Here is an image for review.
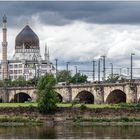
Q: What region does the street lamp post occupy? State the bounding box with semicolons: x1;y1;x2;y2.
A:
75;66;78;74
101;55;106;81
92;60;96;82
55;59;58;84
66;62;70;72
110;63;113;78
120;68;122;76
130;53;135;81
75;66;78;84
98;59;101;82
66;62;70;83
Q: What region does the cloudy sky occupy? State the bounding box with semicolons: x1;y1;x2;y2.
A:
0;1;140;80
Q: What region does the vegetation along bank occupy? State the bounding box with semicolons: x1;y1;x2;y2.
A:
0;103;140;126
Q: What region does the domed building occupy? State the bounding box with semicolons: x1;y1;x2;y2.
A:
13;25;42;61
0;15;55;80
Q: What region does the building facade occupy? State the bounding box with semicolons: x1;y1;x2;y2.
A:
0;15;55;81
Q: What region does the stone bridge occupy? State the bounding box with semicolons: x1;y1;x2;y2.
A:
0;82;140;104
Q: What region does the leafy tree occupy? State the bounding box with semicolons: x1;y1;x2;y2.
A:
69;73;88;84
11;76;27;86
106;74;126;83
26;77;39;86
0;80;4;87
37;73;59;113
3;78;11;86
57;70;71;83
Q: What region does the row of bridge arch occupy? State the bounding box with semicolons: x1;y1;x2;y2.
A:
7;89;136;104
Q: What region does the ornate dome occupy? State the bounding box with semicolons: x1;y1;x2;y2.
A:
15;25;39;49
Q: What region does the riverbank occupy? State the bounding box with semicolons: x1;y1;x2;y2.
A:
0;105;140;126
0;115;42;126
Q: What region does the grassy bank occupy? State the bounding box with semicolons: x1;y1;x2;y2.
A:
73;117;140;126
0;103;140;109
0;115;42;126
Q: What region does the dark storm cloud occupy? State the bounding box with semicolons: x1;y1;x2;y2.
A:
1;1;140;27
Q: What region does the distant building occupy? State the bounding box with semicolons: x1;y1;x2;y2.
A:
0;15;55;81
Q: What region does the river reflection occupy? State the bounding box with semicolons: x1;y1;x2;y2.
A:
0;124;140;139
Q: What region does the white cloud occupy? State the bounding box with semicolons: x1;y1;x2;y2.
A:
1;18;140;78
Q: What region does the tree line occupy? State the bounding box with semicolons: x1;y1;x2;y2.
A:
0;70;88;87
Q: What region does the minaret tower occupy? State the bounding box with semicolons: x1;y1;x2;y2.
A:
44;43;50;64
2;15;8;80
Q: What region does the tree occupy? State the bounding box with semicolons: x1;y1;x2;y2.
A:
26;77;39;86
57;70;71;83
3;78;11;86
11;76;27;86
69;73;88;84
106;74;126;83
37;73;59;113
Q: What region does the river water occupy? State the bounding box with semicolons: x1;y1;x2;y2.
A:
0;124;140;139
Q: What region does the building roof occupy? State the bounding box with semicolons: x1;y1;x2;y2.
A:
15;25;39;49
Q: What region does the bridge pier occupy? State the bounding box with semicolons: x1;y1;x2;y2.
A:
63;87;72;103
94;85;104;104
126;83;137;103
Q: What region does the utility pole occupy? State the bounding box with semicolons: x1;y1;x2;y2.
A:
130;53;135;81
66;62;70;72
101;55;106;81
55;59;58;84
75;66;78;84
98;59;101;82
110;63;113;78
120;68;122;76
66;62;70;83
92;60;96;82
75;66;78;75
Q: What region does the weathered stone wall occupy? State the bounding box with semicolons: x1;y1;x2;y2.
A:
0;107;140;122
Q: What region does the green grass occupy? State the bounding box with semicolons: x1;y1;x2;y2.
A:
57;103;140;109
73;117;140;124
0;102;37;107
0;102;139;109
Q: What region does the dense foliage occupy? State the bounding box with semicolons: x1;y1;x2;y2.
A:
37;73;59;113
106;74;126;83
69;73;88;84
57;70;71;83
0;76;39;87
57;70;88;84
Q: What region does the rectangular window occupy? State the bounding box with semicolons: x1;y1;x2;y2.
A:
18;70;22;74
14;70;17;74
19;64;22;68
9;70;13;74
9;76;13;80
14;64;18;68
9;65;13;69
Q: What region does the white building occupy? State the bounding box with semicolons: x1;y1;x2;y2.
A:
1;15;55;81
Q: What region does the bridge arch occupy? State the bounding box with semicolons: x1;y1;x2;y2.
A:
55;92;63;102
11;92;32;103
74;90;94;104
106;89;126;104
